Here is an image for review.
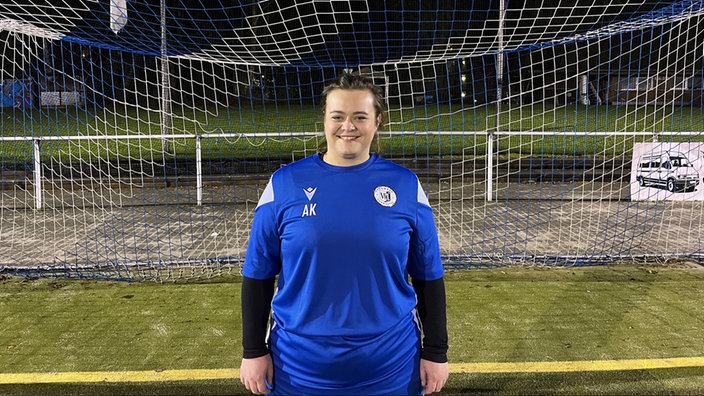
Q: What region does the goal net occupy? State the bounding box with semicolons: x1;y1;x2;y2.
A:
1;1;703;280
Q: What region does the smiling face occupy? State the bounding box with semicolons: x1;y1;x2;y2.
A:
322;89;381;166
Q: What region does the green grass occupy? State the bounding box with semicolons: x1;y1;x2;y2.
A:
2;265;704;394
2;103;703;162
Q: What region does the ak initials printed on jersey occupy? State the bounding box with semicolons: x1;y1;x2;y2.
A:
302;186;317;217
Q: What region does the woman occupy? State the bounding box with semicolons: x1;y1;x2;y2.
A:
240;73;448;395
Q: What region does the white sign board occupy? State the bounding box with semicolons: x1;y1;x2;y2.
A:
631;142;704;201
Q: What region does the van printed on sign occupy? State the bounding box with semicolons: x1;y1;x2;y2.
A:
635;151;700;193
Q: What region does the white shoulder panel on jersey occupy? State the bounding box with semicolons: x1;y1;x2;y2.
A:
417;179;430;207
256;177;275;208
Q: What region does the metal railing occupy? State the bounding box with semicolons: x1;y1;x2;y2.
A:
1;130;682;209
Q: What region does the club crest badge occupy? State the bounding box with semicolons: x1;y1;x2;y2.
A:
374;186;397;207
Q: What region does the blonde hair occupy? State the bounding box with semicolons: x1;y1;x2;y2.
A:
317;73;386;155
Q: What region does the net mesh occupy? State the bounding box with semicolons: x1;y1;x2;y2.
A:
1;0;703;280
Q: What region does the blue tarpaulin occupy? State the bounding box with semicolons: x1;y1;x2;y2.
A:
0;80;32;107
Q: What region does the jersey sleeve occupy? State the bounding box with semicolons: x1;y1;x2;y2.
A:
242;177;282;279
407;178;444;281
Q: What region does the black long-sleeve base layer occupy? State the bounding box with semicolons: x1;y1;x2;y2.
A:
241;276;275;359
412;277;449;363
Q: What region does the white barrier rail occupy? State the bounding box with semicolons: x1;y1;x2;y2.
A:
1;130;679;209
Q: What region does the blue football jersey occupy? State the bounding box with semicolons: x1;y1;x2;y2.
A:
243;154;444;338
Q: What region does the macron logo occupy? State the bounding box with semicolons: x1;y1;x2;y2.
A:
304;187;317;201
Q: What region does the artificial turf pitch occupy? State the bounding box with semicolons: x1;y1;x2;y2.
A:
2;264;704;395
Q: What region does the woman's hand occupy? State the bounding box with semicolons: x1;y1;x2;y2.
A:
240;355;274;395
420;358;449;394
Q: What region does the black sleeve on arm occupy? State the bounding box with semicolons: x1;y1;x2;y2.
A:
412;277;449;363
241;276;276;359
